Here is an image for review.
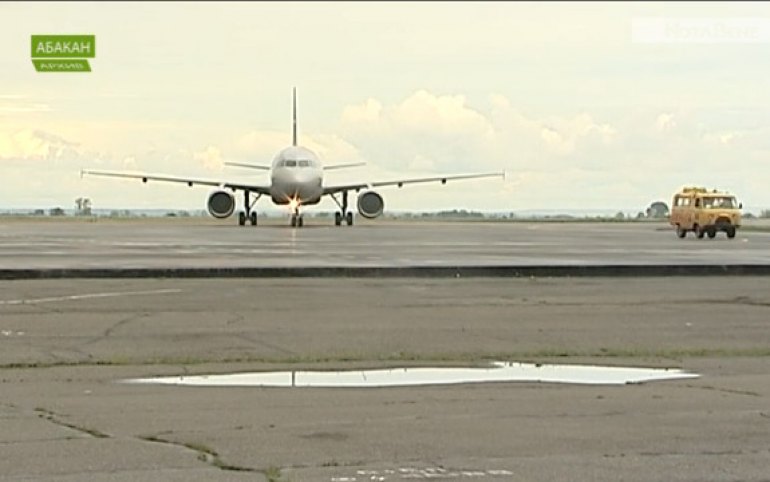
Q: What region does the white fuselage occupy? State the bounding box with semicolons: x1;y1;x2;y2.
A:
269;146;324;206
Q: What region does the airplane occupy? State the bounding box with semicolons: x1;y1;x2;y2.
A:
82;89;504;227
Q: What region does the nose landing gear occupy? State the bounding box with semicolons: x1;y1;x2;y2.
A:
290;213;304;227
289;198;304;227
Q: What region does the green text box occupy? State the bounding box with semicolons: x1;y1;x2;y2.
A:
32;59;92;72
31;35;95;58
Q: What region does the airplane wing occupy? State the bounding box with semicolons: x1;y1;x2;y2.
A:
81;169;272;195
323;171;504;195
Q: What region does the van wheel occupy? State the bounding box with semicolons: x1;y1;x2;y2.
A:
726;227;736;239
676;226;687;238
707;228;716;239
695;225;705;239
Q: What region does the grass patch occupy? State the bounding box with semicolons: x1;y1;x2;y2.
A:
264;466;288;482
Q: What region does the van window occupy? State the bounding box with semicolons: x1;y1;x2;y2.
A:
705;197;735;209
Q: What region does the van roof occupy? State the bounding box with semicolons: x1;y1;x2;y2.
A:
678;187;732;195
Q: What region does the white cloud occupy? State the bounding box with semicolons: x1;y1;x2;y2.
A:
656;113;677;132
408;154;436;171
339;90;618;173
0;103;51;113
389;90;494;140
232;130;360;165
340;90;499;172
703;130;745;146
1;2;767;211
301;134;360;164
193;145;224;171
341;98;382;125
0;129;79;162
538;114;616;155
234;130;290;161
540;127;564;150
1;88;768;212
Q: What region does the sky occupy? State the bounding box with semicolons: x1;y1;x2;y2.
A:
1;1;769;214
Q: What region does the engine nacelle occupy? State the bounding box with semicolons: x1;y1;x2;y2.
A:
207;190;235;219
357;190;384;219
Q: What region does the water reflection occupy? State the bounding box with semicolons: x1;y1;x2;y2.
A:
126;361;698;387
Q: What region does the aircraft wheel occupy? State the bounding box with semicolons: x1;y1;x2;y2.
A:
298;216;304;227
290;215;297;227
250;212;257;226
335;212;342;226
346;212;353;226
238;211;246;226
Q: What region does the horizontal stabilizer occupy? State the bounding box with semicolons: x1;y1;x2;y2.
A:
224;162;271;171
323;162;366;171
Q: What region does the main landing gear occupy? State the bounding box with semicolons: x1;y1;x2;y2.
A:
331;191;354;226
238;191;261;226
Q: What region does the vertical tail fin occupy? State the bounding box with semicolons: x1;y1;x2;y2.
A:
292;87;297;147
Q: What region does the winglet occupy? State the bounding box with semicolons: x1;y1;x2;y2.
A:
292;87;297;146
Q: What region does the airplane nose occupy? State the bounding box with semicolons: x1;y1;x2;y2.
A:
271;169;321;202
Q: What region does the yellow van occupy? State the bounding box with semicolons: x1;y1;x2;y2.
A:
670;187;742;239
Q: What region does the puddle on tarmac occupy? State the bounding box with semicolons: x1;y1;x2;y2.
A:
125;361;698;387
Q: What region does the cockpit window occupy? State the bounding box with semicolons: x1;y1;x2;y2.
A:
279;159;315;168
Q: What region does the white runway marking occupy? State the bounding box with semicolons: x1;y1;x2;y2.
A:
330;467;515;480
1;330;24;337
0;289;182;305
126;361;699;387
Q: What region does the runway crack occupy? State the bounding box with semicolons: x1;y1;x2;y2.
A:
225;313;245;326
82;312;151;347
684;384;761;397
240;333;298;356
34;407;109;439
137;433;262;473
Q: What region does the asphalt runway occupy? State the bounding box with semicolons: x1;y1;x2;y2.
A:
0;219;769;274
2;277;769;481
1;219;769;480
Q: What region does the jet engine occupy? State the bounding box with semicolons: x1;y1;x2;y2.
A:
357;190;384;219
207;190;235;218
